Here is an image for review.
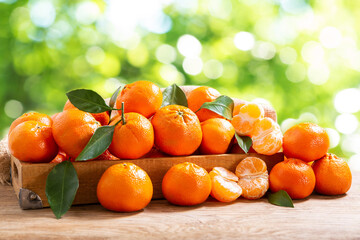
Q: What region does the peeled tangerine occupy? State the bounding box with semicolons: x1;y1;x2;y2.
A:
209;167;242;203
251;117;283;155
235;157;269;200
231;103;264;136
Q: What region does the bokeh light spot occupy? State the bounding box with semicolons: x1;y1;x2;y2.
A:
319;26;342;49
156;44;177;64
203;59;223;79
4;100;23;119
279;47;297;65
160;64;185;85
75;1;100;25
325;128;340;149
29;0;56;28
234;32;255;51
301;41;324;64
341;134;360;154
348;154;360;172
251;41;276;60
86;46;105;66
177;34;202;57
335;113;359;134
182;57;203;75
285;62;306;83
334;88;360;114
307;63;329;85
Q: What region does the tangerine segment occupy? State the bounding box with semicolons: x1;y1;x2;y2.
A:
116;80;163;118
109;113;154;159
235;157;269;200
209;167;241;202
269;158;315;199
209;167;239;182
97;163;153;212
251;117;283;155
162;162;211;206
151;105;202;156
9;112;52;135
64;100;110;126
211;175;242;203
312;153;352;195
187;86;222;122
231;103;265;136
200;118;235;155
9;121;58;163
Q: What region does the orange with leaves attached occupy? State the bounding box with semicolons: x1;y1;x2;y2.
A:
187;86;222;122
52;109;100;159
115;81;163;118
109;113;154;159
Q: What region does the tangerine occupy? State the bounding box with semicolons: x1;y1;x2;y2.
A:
162;162;211;206
231;103;264;136
209;167;242;202
251;117;282;155
9;112;52;135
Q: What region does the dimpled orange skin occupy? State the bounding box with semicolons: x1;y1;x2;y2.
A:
283;122;330;162
151;105;202;156
115;81;163;118
269;158;316;199
8;112;52;135
64;100;110;126
52;109;100;159
162;162;212;206
9;121;58;163
187;86;222;122
108;113;154;159
97;163;153;212
200;118;235;155
312;153;352;195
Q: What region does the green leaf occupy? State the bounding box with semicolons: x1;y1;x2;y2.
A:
199;95;234;120
76;125;116;161
268;190;294;208
161;84;188;107
109;85;123;109
67;89;113;113
235;133;252;154
45;161;79;219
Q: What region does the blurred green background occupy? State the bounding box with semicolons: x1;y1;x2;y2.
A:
0;0;359;169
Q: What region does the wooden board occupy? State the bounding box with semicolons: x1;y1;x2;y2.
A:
11;153;284;207
1;172;359;239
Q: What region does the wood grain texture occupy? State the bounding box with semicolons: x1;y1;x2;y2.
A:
11;153;284;207
1;172;359;239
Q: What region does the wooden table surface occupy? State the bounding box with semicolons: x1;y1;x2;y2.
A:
1;172;359;240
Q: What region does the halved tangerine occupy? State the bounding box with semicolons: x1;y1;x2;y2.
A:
209;167;242;203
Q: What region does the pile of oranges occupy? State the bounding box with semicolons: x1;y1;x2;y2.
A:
7;80;352;213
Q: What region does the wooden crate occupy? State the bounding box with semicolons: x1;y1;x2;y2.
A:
11;153;284;207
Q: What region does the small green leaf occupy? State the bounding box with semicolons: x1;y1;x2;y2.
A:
235;133;252;154
109;85;123;109
199;95;234;120
46;161;79;219
76;125;116;161
161;84;188;107
268;190;294;208
67;89;113;113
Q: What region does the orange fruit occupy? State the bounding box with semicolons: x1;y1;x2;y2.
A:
95;149;119;161
151;105;202;156
231;103;265;136
209;167;242;202
8;121;58;163
283;122;330;162
97;163;153;212
52;109;101;159
64;100;110;126
269;158;316;199
109;113;154;159
251;117;283;155
8;112;52;135
233;102;246;116
235;157;269;199
187;86;222;122
200;118;235;155
162;162;211;206
312;153;352;195
50;150;69;163
115;81;162;118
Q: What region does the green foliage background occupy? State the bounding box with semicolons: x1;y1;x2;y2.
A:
1;0;360;164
